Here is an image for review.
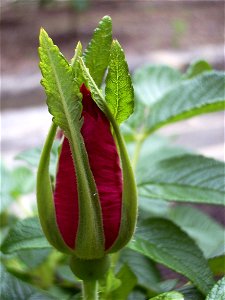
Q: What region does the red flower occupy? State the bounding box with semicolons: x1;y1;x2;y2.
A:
54;84;123;251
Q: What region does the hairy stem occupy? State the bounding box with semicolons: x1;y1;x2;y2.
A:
82;280;98;300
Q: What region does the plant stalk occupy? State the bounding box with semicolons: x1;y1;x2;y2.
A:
82;280;98;300
132;134;146;171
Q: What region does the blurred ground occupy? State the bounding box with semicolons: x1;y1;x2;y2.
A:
1;0;224;108
1;0;224;162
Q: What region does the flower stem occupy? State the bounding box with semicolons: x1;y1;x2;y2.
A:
82;280;98;300
132;134;146;171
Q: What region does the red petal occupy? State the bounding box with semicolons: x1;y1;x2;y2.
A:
54;84;122;250
54;138;79;249
80;84;122;250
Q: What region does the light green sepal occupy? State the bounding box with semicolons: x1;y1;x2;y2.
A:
79;58;138;253
39;28;105;259
106;118;138;253
36;122;73;254
83;15;112;87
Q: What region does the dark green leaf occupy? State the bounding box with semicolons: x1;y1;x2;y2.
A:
129;218;214;295
147;72;225;133
168;206;225;258
83;16;112;87
138;196;171;221
118;248;161;292
133;65;182;105
177;285;204;300
183;60;212;79
0;265;56;300
206;277;225;300
138;154;225;205
1;217;51;254
105;40;134;124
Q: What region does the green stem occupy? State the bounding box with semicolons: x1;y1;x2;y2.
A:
132;134;146;171
82;280;98;300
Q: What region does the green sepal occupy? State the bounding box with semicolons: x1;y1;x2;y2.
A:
70;255;110;280
36;122;73;254
105;40;134;124
83;15;112;87
71;41;84;87
79;57;138;253
39;29;105;259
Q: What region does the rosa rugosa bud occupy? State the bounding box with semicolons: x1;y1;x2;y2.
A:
37;84;137;260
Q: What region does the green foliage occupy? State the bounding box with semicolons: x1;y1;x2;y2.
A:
110;265;137;299
1;265;56;300
133;65;182;106
138;154;225;205
105;40;134;124
118;248;161;293
183;60;212;79
1;217;50;254
130;64;225;137
168;206;225;258
147;71;225;133
206;277;225;300
129;218;214;295
208;255;225;276
1;163;35;213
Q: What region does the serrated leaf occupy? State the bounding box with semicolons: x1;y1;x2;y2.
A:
39;28;82;137
71;41;84;87
147;72;225;133
83;15;112;87
105;40;134;124
206;277;225;300
1;217;51;254
138;154;225;205
183;60;212;79
129;218;214;295
0;265;56;300
168;206;225;258
133;64;182;106
149;291;184;300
